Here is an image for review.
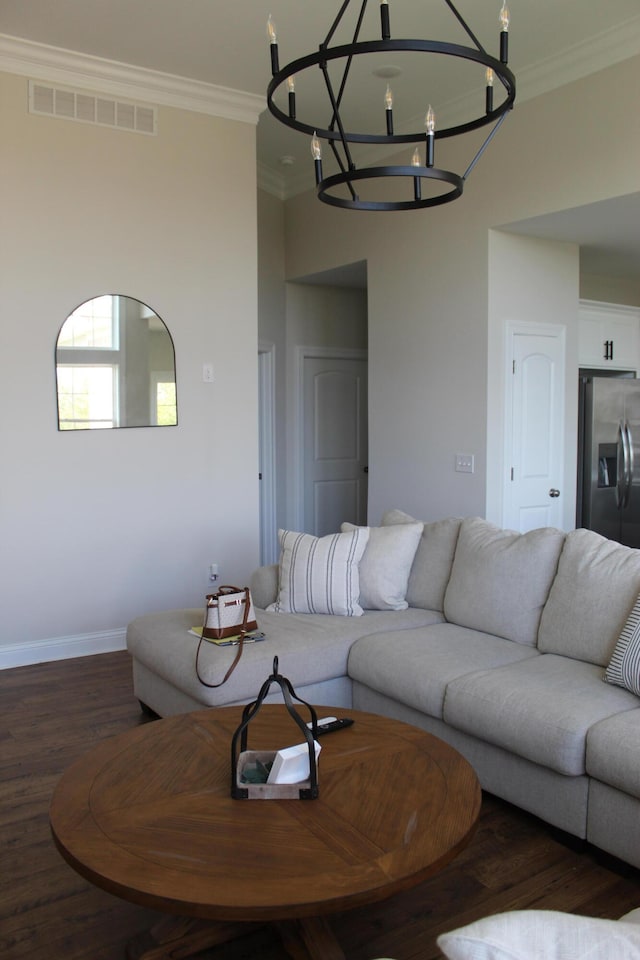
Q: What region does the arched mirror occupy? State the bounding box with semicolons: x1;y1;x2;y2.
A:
55;295;177;430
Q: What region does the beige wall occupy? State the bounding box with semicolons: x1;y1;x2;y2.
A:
580;274;640;307
0;70;260;662
257;190;287;533
283;55;640;525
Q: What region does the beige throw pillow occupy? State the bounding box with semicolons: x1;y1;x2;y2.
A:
341;521;423;610
268;528;369;616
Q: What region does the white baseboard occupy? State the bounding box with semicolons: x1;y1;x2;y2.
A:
0;628;127;670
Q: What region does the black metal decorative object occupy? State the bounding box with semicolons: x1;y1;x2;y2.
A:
266;1;516;211
231;657;320;799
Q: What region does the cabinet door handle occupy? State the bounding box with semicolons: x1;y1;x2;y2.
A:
604;340;614;360
549;488;560;498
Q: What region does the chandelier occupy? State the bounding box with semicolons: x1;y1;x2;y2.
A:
266;1;516;211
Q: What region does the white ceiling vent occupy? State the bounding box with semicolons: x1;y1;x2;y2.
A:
28;81;157;135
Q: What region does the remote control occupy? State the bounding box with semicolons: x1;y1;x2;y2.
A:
314;717;354;736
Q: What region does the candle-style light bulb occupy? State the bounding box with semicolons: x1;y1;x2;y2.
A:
425;105;435;136
411;147;422;201
267;14;279;74
499;3;510;63
380;0;390;41
311;131;323;186
425;105;435;167
385;84;394;135
485;67;494;113
287;75;296;119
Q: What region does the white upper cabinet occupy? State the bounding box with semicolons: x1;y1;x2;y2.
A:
579;300;640;371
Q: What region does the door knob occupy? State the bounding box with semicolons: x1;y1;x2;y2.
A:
549;488;560;498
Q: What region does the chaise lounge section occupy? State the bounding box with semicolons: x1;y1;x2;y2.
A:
126;513;640;870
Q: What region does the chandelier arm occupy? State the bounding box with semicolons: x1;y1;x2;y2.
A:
442;0;487;54
462;109;511;181
324;0;356;47
319;60;356;172
329;0;368;129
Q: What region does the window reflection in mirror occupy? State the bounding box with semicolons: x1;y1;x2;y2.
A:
56;295;177;430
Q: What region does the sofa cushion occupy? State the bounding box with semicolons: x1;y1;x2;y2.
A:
443;654;640;776
127;605;441;709
348;622;538;720
381;510;461;611
587;709;640;798
442;518;565;646
604;593;640;696
538;528;640;666
437;910;640;960
268;528;369;616
341;520;423;610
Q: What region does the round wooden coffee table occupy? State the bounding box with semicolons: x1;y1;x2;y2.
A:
50;704;480;960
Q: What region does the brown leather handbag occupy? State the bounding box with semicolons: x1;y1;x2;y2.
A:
196;586;258;688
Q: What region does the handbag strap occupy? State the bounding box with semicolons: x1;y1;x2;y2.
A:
196;587;252;688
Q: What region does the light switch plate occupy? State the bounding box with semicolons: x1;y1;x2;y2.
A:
455;453;474;474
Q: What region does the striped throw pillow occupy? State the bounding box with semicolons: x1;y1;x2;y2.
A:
604;595;640;696
269;528;370;616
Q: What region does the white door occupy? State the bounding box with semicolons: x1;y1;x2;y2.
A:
504;325;565;532
303;355;368;536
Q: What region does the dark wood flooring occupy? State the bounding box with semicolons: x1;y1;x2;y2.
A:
1;650;639;960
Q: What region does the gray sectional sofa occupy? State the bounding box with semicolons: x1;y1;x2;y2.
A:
126;513;640;870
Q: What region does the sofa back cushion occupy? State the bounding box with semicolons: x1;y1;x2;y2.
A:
443;518;565;646
382;510;461;611
341;520;423;610
538;528;640;665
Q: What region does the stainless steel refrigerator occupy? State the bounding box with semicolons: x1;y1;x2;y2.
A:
578;373;640;548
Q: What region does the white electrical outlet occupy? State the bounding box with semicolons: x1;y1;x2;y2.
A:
203;362;214;383
209;563;219;582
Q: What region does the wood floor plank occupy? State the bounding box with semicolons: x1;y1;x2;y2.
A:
1;651;639;960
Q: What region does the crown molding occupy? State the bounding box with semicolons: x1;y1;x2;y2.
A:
0;34;265;125
514;13;640;104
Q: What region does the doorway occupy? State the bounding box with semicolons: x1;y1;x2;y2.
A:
503;323;566;532
285;267;368;535
298;349;368;536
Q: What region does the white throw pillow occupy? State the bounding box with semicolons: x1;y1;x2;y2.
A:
604;593;640;696
268;528;369;616
341;521;423;610
437;910;640;960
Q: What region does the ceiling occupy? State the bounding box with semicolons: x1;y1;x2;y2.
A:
1;0;639;279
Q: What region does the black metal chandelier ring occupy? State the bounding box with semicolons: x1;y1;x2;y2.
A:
318;164;463;211
267;40;515;146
